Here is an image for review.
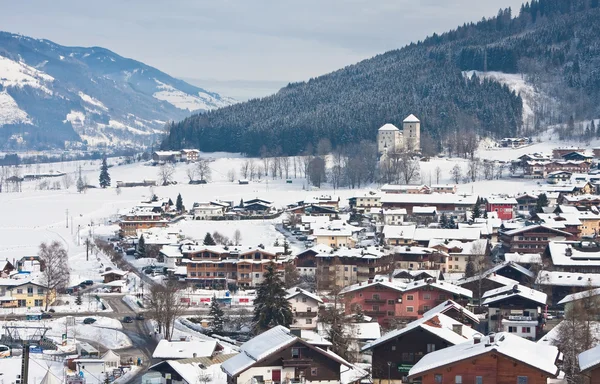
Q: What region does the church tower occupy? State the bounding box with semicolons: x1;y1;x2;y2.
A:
402;114;420;152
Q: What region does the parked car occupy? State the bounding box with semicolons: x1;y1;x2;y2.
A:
83;280;94;286
0;344;11;358
83;318;96;324
122;316;133;323
135;314;145;321
41;313;52;319
545;313;554;320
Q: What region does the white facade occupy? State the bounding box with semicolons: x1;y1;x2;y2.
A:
193;205;225;220
502;317;538;340
383;209;407;225
289;292;321;330
377;114;421;156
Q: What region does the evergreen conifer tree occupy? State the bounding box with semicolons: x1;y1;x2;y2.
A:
168;198;174;206
448;216;456;229
472;197;482;220
252;263;293;333
76;165;85;193
75;291;83;305
203;232;216;246
138;234;146;257
536;193;549;213
209;295;225;334
440;213;448;228
239;198;244;208
99;157;111;188
176;193;184;212
464;256;476;278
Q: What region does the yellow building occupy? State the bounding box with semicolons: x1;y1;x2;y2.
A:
579;212;600;237
8;281;55;308
313;228;355;248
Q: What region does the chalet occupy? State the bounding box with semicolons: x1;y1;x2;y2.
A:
148;354;237;384
192;202;227;220
152;151;182;163
517;153;550;168
180;149;200;162
6;280;55;308
0;259;15;277
482;284;547;339
554;206;600;237
408;333;562;384
382;209;407;225
546;170;572;184
382;225;416;246
503;252;542;268
17;255;44;272
561;194;600;208
558;286;600;316
456;273;519;306
554;147;585;159
119;211;169;237
388;246;447;272
286;287;323;330
312;228;354;248
515;193;538;214
545;241;600;273
101;269;128;283
240;198;273;213
341;278;472;325
381;184;431;194
361;312;478;382
115;180;157;188
303;204;339;217
421;299;480;328
315;247;388;288
295;245;331;276
537;270;600;305
383;226;482;247
348;192;381;212
221;326;353;384
579;344;600;382
430;184;457;194
561;151;593;163
380;193;477;215
429;239;489;273
500;224;572;253
485;196;517;220
302;195;340;209
533;212;582;239
500;137;530;147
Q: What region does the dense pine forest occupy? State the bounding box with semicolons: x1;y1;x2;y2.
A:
162;0;600;156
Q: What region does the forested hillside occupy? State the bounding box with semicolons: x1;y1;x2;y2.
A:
162;0;600;156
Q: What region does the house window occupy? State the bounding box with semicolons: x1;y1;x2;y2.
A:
407;295;414;301
373;294;380;300
391;345;396;351
302;297;307;303
190;272;196;277
37;288;44;295
427;343;436;353
456;376;463;384
423;305;430;311
522;327;531;333
372;305;379;311
255;274;260;278
306;318;312;324
517;377;528;384
407;306;414;313
387;300;395;305
475;377;483;384
435;374;443;383
292;348;300;358
311;368;318;376
424;293;431;300
387;311;394;316
508;326;517;333
16;289;22;294
439;294;446;300
402;352;414;362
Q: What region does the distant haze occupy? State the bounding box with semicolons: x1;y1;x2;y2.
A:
0;0;525;99
183;78;288;101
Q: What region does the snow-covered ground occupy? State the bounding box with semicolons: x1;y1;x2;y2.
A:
0;316;132;350
0;356;65;384
0;136;598;285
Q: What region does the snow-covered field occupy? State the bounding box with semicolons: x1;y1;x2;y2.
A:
0;316;131;350
0;136;598;280
0;356;65;384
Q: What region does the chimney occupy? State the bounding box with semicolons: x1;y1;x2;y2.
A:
452;324;463;336
488;333;495;343
473;335;482;344
193;353;197;358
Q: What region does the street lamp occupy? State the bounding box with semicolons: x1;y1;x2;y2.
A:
387;361;392;384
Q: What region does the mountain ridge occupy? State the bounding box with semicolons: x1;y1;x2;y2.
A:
0;31;235;150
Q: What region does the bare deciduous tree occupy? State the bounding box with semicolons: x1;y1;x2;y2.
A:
38;241;70;310
227;168;236;182
281;157;290;179
398;154;421;184
186;165;197;182
467;158;481;182
434;166;442;185
240;160;250;179
158;164;175;186
196;159;211;182
233;229;242;246
62;174;73;189
248;159;256;180
451;164;462;184
146;280;185;341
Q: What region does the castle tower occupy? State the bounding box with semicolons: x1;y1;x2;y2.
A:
377;123;403;154
403;114;420;152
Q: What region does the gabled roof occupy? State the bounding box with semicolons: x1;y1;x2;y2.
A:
502;224;572;237
150;354;237;384
537;270;600;287
100;269;128;276
421;300;479;324
403;279;473;298
221;326;350;377
558;287;600;305
482;284;547;306
408;332;560;378
503;252;542;265
579;344;600;372
340;280;405;295
403;114;420;123
152;339;217;359
286;287;323;303
361;312;477;352
488;260;535;278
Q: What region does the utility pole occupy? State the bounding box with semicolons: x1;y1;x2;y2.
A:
86;239;89;262
65;209;69;228
20;340;30;384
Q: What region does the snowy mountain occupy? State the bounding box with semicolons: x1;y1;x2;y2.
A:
0;32;235;150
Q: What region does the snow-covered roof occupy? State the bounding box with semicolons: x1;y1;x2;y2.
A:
421;300;480;324
482;284;547;306
503;252;542;264
537;270;600;287
547;242;600;267
579;344;600;372
313;228;352;237
408;332;560;378
100;269;128;276
382;225;416;239
536;213;582;227
340;280;405;295
149;354;236;384
152;339;217;359
403;279;472;298
412;206;437;214
380;193;477;205
558;287;600;305
428;239;488;255
488;260;535;278
382;208;408;215
286;287;323;303
502;224;572;237
414;228;481;242
403;114;420;123
486;196;518;205
298;330;332;347
362;312;477;352
315;246;385;259
378;123;400;131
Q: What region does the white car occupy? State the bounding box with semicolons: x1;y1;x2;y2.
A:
545;314;554;320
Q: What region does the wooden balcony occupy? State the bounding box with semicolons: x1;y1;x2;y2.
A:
283;358;313;367
364;298;386;304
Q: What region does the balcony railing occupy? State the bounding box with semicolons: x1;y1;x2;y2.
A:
283;358;313;367
364;298;386;304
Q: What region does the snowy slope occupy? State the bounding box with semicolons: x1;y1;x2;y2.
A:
0;31;236;150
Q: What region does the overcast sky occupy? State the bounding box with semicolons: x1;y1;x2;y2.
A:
0;0;524;99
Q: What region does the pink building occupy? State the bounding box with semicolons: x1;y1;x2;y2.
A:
341;279;472;326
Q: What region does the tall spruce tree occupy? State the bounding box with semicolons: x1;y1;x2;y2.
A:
209;295;225;334
138;234;146;257
203;232;216;246
536;193;549;213
472;197;482;220
252;263;293;333
99;157;111;188
176;193;184;212
440;213;448;228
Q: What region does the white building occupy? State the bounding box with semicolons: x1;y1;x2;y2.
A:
286;287;323;330
502;316;538;340
377;114;421;156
